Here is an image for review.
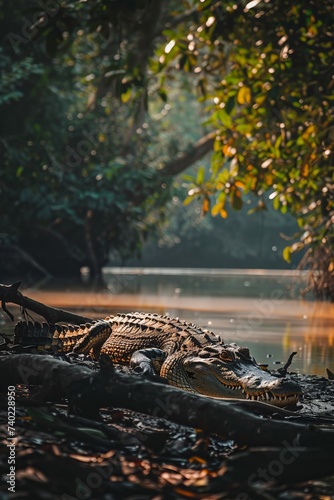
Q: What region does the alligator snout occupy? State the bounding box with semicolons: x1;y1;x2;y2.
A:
239;372;301;406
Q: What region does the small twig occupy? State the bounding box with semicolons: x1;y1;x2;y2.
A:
1;300;14;321
277;352;297;377
21;307;35;323
0;334;12;345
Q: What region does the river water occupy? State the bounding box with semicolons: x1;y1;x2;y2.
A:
3;268;334;377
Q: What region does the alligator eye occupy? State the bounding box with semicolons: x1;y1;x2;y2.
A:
219;351;235;362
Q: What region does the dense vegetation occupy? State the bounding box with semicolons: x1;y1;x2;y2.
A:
0;1;176;279
0;1;333;297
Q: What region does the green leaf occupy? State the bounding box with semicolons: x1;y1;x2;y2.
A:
183;195;195;205
225;96;236;115
211;202;222;216
217;109;232;128
196;166;205;185
16;166;24;177
217;170;230;183
283;246;291;263
28;407;56;424
158;87;168;102
217;192;226;203
182;174;196;182
297;218;305;228
78;427;108;439
273;196;280;210
213;139;221;152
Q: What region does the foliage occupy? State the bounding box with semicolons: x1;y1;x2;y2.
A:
152;0;334;297
0;48;43;106
0;1;181;278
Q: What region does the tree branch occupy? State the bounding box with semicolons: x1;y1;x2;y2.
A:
0;282;92;324
166;6;199;28
161;132;215;176
2;244;51;278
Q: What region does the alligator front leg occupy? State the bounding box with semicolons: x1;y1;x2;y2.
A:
130;348;167;377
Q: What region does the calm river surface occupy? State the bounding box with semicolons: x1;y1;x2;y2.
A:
3;268;334;377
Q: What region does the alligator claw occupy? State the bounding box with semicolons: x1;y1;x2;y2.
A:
132;364;156;377
99;352;115;374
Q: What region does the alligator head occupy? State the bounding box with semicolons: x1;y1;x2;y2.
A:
162;343;301;407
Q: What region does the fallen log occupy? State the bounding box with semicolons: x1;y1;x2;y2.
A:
1;353;334;448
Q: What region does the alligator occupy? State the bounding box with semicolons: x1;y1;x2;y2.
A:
14;312;301;407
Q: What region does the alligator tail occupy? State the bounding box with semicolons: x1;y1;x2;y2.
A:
13;317;114;356
14;321;65;351
14;320;95;353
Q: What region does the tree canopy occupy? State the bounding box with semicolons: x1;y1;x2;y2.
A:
159;0;333;297
1;0;333;296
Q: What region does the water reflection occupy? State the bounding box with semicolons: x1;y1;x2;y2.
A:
2;268;333;377
95;266;310;300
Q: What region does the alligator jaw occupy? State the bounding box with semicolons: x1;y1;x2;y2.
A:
212;371;302;407
238;388;299;406
243;391;300;407
210;382;300;407
238;372;301;407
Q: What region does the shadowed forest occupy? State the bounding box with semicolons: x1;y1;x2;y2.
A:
1;1;334;499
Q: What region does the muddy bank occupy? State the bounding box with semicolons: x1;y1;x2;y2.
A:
0;349;334;499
